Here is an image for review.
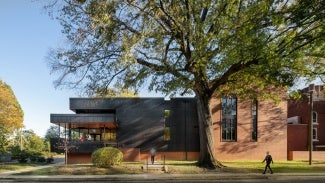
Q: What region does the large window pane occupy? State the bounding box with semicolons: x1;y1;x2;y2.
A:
221;95;237;141
251;99;258;141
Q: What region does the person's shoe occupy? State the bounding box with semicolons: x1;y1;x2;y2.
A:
262;172;265;174
271;172;273;174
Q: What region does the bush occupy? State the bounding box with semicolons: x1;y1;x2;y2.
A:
46;156;54;164
16;150;30;163
91;147;123;167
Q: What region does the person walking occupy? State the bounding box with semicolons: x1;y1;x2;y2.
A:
150;148;156;164
262;151;273;174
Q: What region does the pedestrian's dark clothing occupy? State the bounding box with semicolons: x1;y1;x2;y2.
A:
150;148;156;164
262;154;273;174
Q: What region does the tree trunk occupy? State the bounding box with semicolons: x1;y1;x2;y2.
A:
196;92;223;169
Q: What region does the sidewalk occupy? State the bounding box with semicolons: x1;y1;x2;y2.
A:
1;172;325;182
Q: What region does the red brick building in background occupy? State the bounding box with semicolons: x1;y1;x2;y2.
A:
287;84;325;160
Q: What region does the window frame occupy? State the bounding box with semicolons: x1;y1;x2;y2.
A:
312;128;318;141
221;95;237;142
251;99;258;142
312;111;318;124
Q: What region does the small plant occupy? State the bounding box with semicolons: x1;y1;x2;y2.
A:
91;147;123;168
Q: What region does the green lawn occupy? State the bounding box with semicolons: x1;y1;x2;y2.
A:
221;160;325;173
0;163;43;173
1;160;325;175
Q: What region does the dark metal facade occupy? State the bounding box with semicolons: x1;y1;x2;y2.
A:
50;97;199;153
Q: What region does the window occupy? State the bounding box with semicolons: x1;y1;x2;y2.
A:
164;110;170;118
164;127;170;141
251;99;258;141
221;95;237;141
312;111;318;124
102;129;116;141
313;128;318;141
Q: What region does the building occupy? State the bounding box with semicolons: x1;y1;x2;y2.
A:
50;95;288;163
211;95;287;161
287;84;325;159
50;98;199;163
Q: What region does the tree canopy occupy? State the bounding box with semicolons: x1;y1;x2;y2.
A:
47;0;324;168
0;80;24;152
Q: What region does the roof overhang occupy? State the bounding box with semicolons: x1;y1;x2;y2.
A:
50;114;116;129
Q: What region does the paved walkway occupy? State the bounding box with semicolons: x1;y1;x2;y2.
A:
1;172;325;182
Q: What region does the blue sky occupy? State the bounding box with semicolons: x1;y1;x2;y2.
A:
0;0;76;137
0;1;322;137
0;0;161;137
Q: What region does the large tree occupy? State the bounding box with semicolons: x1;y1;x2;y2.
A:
0;80;24;152
47;0;324;168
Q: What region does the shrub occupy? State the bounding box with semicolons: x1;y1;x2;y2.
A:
91;147;123;167
16;150;29;163
46;156;54;164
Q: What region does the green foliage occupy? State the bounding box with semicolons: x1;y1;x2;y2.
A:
0;80;24;152
11;149;30;163
91;147;123;167
44;125;62;142
47;0;324;98
92;85;139;98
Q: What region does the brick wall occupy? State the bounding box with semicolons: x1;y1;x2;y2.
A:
287;124;308;151
67;153;92;164
211;98;287;161
139;151;199;162
290;151;325;160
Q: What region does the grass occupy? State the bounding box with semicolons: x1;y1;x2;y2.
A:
1;160;325;175
222;160;325;173
0;163;44;173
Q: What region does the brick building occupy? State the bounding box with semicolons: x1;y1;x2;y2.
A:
211;95;287;161
288;84;325;157
50;94;288;163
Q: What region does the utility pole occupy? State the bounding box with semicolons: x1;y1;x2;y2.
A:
309;89;313;165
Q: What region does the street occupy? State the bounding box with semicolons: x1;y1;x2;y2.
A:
1;174;325;183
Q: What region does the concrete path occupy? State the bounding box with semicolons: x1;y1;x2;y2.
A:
1;172;325;182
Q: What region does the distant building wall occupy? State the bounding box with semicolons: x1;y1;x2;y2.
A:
287;124;308;151
287;85;325;153
289;151;325;161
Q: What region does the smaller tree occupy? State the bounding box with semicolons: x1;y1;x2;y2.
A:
44;125;62;142
0;80;24;152
9;129;48;163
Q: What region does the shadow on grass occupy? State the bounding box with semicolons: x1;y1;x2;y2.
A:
9;160;325;175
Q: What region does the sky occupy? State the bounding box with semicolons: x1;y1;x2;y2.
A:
0;1;322;138
0;0;76;137
0;0;162;138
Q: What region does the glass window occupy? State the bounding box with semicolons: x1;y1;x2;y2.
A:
164;127;170;141
164;110;170;118
312;111;318;124
102;129;116;141
313;128;318;140
221;95;237;141
251;99;258;141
